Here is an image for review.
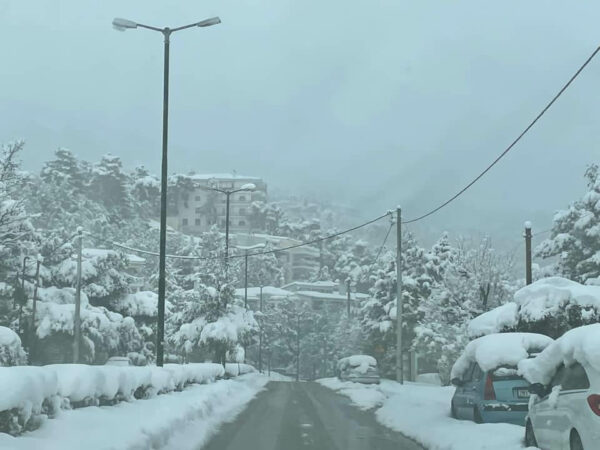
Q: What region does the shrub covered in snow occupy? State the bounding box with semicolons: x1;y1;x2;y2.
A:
468;277;600;339
450;332;553;381
0;327;27;367
518;323;600;385
0;362;231;435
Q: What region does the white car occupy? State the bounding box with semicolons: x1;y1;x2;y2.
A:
520;325;600;450
105;356;132;366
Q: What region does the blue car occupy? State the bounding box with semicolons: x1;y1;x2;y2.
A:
451;363;531;425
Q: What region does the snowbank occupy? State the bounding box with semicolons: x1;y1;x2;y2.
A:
319;378;528;450
0;363;227;435
0;327;27;366
451;333;553;381
0;373;270;450
337;355;377;374
468;302;519;338
514;277;600;322
519;323;600;385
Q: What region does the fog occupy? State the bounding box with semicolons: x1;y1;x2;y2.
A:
1;0;599;247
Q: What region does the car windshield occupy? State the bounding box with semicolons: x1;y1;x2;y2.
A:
1;2;597;450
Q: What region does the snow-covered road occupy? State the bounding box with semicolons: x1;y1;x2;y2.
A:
319;378;536;450
0;373;274;450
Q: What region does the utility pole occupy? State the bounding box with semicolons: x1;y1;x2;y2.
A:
244;251;248;308
74;227;83;363
524;222;532;286
346;277;351;317
258;285;263;373
296;313;300;382
30;257;42;357
18;257;29;334
225;192;230;263
396;207;404;384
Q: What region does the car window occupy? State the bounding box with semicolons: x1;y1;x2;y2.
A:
561;363;590;391
472;364;484;382
550;365;566;388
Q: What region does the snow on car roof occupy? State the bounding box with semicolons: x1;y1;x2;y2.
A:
514;277;600;322
450;332;553;381
337;355;377;371
468;302;519;338
518;323;600;385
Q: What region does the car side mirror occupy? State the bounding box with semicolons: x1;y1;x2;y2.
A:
528;383;547;397
451;377;464;387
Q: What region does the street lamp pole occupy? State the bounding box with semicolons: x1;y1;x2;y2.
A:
113;15;221;367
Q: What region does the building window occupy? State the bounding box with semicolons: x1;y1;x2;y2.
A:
195;218;201;226
221;220;226;227
239;220;246;226
195;195;201;201
239;208;246;215
239;195;246;201
182;218;188;226
195;207;202;213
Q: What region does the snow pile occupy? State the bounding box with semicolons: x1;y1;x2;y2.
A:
337;355;377;374
514;277;600;322
468;302;519;338
113;291;160;317
0;371;269;450
0;326;27;366
0;363;230;435
320;378;528;450
224;363;256;377
451;332;553;380
519;323;600;385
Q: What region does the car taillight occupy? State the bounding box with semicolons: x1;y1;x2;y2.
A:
484;374;496;400
587;394;600;416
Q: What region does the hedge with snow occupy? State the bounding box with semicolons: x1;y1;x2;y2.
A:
0;362;254;436
468;277;600;339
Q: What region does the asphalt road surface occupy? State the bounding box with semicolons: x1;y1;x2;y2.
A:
201;381;424;450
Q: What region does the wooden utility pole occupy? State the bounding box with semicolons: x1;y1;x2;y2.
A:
396;207;404;384
244;251;248;309
258;285;263;373
73;228;83;363
346;277;351;317
296;313;300;382
524;222;532;285
30;257;42;356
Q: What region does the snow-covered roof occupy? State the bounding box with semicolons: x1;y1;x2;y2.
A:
282;281;338;289
186;173;261;181
518;324;600;385
451;333;554;381
233;286;294;299
468;302;519;338
514;277;600;323
295;290;369;301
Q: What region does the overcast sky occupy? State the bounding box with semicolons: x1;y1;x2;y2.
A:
1;0;599;250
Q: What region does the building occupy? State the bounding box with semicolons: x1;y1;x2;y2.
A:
233;286;295;311
168;173;267;235
282;280;369;310
232;233;320;283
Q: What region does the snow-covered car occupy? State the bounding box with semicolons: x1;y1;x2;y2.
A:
519;324;600;450
450;332;553;425
105;356;132;366
337;355;380;384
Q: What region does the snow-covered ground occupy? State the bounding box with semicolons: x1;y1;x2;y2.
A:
319;378;536;450
0;372;285;450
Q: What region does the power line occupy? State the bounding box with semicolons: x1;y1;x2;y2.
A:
402;45;600;225
85;211;393;261
368;220;394;273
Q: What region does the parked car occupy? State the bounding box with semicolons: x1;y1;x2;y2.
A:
337;355;380;384
105;356;132;366
450;332;553;425
520;324;600;450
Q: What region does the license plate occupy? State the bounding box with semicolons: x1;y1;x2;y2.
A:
516;388;530;398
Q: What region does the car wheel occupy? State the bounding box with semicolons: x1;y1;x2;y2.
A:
473;407;483;424
570;430;584;450
525;420;538;447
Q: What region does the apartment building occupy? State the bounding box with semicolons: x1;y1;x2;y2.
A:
169;173;267;234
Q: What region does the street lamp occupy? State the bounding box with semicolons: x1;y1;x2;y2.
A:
112;15;221;367
198;182;256;259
